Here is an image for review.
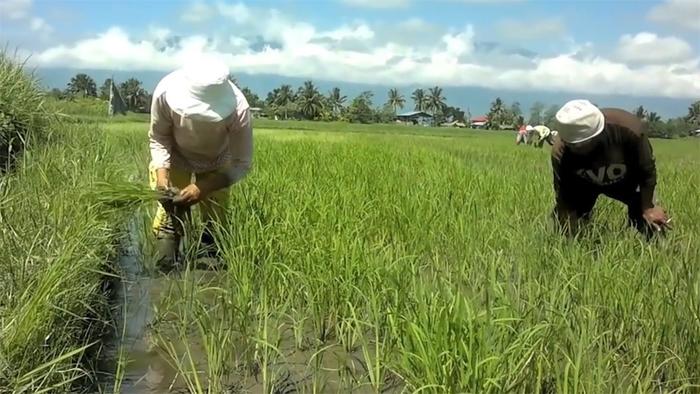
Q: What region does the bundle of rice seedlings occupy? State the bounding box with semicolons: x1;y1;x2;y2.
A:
89;181;166;208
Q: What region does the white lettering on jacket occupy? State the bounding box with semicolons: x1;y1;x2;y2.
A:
576;164;627;185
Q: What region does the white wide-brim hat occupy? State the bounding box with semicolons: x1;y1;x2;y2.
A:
165;57;237;122
553;99;605;144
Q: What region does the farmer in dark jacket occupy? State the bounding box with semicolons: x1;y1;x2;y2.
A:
550;99;670;237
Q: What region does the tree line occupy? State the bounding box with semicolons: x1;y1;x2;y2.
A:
632;104;700;138
48;73;151;112
49;73;700;137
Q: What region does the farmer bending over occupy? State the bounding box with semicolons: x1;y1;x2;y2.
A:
148;57;253;271
550;99;669;238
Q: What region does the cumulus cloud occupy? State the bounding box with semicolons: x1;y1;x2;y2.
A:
648;0;700;31
617;32;693;64
340;0;409;8
28;5;700;100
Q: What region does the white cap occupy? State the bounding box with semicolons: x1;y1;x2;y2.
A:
552;100;605;144
164;56;237;122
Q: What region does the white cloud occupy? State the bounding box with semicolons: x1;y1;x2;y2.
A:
181;1;214;23
648;0;700;31
216;1;251;23
0;0;31;20
398;17;430;31
617;32;693;64
30;17;51;34
0;0;52;37
320;24;375;41
341;0;410;8
29;8;700;100
496;17;566;40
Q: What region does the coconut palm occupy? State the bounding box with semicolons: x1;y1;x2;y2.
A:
386;88;405;115
634;105;646;119
119;78;148;111
487;97;508;128
67;73;97;97
297;80;324;120
327;87;347;117
275;84;294;119
686;101;700;125
647;112;661;123
411;88;427;111
426;86;446;115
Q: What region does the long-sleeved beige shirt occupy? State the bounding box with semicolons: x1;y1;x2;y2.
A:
148;72;253;186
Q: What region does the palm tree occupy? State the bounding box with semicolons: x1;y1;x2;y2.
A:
426;86;446;115
327;87;347;117
487;97;507;129
67;73;97;97
411;88;427;111
647;112;661;123
297;80;324;120
98;78;113;100
275;85;294;119
120;78;148;111
686;100;700;125
634;105;646;119
529;101;545;125
386;88;405;115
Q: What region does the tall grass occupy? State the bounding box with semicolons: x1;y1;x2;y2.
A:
45;97;150;124
104;122;700;392
0;119;138;390
0;51;54;172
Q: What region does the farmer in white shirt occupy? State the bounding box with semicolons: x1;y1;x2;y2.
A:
148;57;253;272
533;125;554;147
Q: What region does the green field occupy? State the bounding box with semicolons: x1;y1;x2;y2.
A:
2;107;699;393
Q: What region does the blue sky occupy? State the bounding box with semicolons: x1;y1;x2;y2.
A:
1;0;699;102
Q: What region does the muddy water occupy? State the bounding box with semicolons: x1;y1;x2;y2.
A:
96;222;403;393
97;221;183;393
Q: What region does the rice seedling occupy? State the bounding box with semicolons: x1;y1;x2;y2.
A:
2;102;699;393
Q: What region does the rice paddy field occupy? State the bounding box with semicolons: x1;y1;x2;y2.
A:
1;69;700;393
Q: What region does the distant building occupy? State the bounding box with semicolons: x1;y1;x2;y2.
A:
440;120;467;128
250;107;265;118
396;111;433;126
470;115;488;129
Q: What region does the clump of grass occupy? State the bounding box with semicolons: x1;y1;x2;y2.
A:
0;123;134;392
0;50;55;172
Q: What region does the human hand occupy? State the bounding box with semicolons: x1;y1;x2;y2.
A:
643;207;671;232
173;183;202;207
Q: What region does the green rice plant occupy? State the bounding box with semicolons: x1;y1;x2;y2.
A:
4;113;699;393
0;50;55;172
0;123;136;392
88;180;162;209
